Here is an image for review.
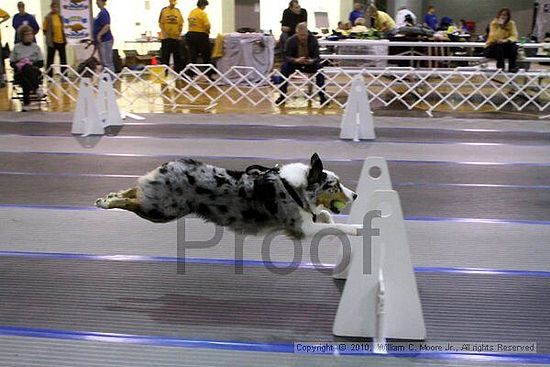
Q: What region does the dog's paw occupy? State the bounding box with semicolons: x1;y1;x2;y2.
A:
95;197;109;209
317;210;334;224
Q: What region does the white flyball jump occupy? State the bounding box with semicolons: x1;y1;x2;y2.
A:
97;73;123;128
332;157;426;341
71;73;123;136
71;78;103;136
340;75;375;141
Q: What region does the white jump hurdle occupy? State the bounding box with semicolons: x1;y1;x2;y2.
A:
333;157;426;341
340;75;375;141
97;73;123;129
72;73;125;137
71;78;103;136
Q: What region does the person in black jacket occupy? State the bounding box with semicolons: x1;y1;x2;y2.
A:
279;0;307;54
276;22;326;105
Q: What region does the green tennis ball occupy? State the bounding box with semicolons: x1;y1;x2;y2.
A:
333;201;347;211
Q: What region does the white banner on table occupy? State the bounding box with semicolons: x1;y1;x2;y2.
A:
61;0;92;44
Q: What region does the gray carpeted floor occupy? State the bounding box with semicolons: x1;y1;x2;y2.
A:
0;112;549;367
0;257;548;352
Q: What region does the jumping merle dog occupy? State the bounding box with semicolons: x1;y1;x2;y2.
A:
96;153;360;239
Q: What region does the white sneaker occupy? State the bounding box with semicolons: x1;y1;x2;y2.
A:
21;105;30;112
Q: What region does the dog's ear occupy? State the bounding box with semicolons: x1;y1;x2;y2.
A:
308;153;324;184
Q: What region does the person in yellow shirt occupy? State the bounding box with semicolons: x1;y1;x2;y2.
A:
367;5;396;37
186;0;213;77
0;8;11;87
159;0;184;72
485;8;518;73
43;1;67;77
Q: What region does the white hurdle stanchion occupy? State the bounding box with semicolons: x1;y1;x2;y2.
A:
97;72;123;128
332;189;426;340
340;74;375;141
333;157;392;280
71;78;104;136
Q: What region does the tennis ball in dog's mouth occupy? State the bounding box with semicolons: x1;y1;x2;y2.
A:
333;201;347;211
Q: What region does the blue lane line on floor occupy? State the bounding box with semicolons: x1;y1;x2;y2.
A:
405;216;550;226
0;326;548;364
1;250;549;278
4;120;550;135
1;151;549;167
1;171;549;190
0;134;545;147
3;132;548;147
1;203;550;225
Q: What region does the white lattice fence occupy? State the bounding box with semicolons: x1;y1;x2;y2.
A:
44;64;550;115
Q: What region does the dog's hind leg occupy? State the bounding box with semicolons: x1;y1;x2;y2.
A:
95;195;140;211
117;187;138;199
95;194;176;223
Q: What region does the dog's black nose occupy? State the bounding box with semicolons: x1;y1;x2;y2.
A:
352;193;358;200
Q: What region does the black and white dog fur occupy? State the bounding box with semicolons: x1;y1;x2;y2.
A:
95;153;360;239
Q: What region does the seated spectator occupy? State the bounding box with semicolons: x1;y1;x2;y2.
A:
275;22;326;105
279;0;307;54
10;25;44;111
485;8;518;72
349;3;364;26
458;19;469;34
337;21;351;31
367;5;396;36
395;6;416;28
13;2;39;43
423;6;437;31
438;16;453;31
350;17;368;33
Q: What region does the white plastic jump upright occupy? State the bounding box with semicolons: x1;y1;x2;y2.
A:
71;78;103;136
340;75;375;141
333;157;392;280
97;72;123;128
332;157;426;340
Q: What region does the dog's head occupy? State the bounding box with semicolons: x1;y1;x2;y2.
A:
306;153;357;214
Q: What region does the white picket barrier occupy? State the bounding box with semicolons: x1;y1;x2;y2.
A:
46;64;550;116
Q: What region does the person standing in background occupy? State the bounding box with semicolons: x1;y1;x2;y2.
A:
348;3;364;26
159;0;183;72
43;1;66;77
93;0;115;74
423;6;437;31
186;0;212;77
279;0;307;54
0;8;10;87
13;2;40;43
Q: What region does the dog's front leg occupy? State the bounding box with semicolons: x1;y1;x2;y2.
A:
301;219;362;237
